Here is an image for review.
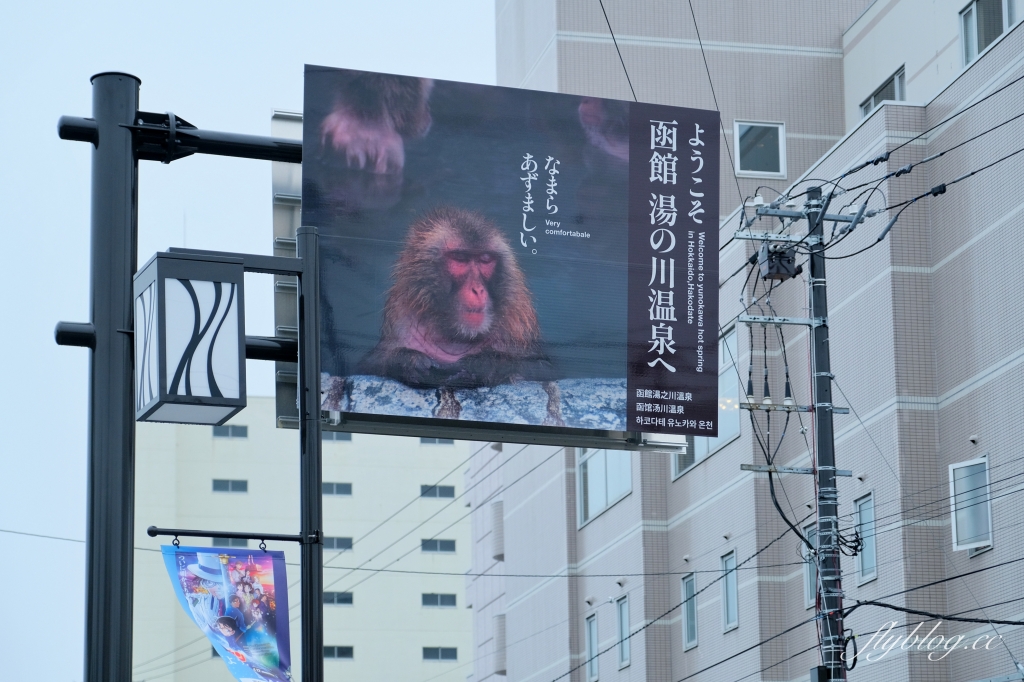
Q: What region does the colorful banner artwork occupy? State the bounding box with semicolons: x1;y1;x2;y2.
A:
302;65;720;437
161;545;291;681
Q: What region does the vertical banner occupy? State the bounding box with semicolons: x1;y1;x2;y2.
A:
161;546;292;681
627;104;720;435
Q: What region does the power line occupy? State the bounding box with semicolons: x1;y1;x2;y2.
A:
687;0;745;208
307;442;530;597
848;600;1024;627
597;0;637;102
785;71;1024;198
838;108;1024;197
676;616;819;681
131;439;497;673
305;446;562;611
806;142;1024;261
832;374;1024;670
544;509;814;682
680;557;1024;682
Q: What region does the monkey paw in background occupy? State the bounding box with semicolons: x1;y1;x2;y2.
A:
359;206;555;390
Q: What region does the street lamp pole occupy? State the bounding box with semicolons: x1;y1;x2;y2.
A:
83;71;140;682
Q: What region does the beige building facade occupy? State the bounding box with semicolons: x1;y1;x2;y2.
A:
132;397;474;681
471;2;1024;682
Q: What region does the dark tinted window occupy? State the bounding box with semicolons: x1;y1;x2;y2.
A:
422;539;456;552
323;482;353;495
323;431;352;441
212;479;247;493
421;485;455;498
324;592;353;605
324;646;353;659
212;537;248;548
324;537;353;551
423;593;457;607
737;124;781;174
213;425;248;438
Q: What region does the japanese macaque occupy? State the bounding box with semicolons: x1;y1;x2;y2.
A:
360;207;553;388
320;74;433;174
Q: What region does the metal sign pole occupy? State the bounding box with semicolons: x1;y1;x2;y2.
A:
84;71;140;682
297;226;324;682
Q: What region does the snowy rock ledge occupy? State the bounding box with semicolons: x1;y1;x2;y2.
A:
322;374;627;431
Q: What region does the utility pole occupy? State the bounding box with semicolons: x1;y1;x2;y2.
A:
738;186;851;682
806;186;844;680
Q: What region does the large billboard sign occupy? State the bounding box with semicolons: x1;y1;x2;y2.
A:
302;65;719;439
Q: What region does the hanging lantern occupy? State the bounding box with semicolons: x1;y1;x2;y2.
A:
133;251;246;424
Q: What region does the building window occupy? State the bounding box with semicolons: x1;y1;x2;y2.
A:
721;551;738;631
617;596;630;667
323;482;353;496
682;574;698;649
324;646;353;659
212;479;247;493
322;431;352;442
213;424;248;438
421;437;455;445
422;593;457;607
950;457;993;550
860;68;905;117
422;539;456;552
324;592;353;605
856;494;877;580
734;121;785;178
674;329;741;475
423;647;457;661
421;485;456;498
211;646;220;658
579;448;632;524
323;537;353;551
962;0;1020;64
803;523;817;608
212;537;248;548
586;615;599;681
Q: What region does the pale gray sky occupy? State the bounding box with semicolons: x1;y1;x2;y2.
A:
0;3;495;679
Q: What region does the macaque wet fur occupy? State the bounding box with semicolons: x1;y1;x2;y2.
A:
360;207;554;388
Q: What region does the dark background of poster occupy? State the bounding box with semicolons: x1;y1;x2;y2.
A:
303;65;630;381
625;104;721;434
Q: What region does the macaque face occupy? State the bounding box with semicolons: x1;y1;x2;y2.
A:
444;248;497;339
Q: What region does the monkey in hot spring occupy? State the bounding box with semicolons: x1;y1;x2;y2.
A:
360;207;554;389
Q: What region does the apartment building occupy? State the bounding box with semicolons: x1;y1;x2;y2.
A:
132;396;473;681
469;2;1024;681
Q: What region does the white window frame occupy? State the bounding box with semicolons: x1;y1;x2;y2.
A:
961;0;1019;65
616;596;630;668
578;448;632;526
586;614;599;681
856;492;878;583
802;522;817;609
733;121;786;179
682;573;698;650
860;67;906;118
949;456;993;551
721;551;739;632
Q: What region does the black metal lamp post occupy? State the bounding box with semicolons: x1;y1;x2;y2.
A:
56;72;323;682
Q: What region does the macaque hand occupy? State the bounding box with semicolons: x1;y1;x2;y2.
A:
320;106;405;174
